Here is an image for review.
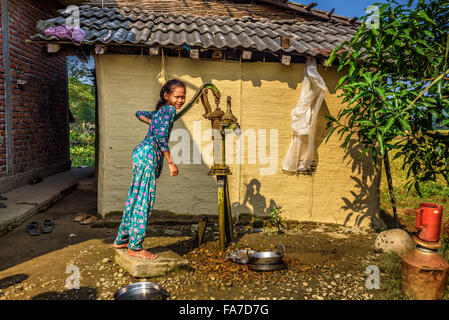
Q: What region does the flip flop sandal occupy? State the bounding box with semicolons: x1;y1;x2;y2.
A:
41;219;56;233
25;222;41;236
73;213;87;222
80;215;98;225
0;195;7;200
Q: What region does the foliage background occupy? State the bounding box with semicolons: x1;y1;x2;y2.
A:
68;56;96;168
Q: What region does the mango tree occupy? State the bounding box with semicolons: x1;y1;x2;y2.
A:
325;0;449;228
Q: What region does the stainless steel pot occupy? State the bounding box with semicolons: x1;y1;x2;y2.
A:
226;249;254;264
247;244;285;265
114;282;169;300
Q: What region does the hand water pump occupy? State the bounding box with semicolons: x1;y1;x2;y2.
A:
173;84;240;251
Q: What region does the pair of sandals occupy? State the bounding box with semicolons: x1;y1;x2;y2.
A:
25;220;56;236
73;213;98;225
0;195;7;208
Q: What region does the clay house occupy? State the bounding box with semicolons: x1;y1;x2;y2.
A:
26;0;385;230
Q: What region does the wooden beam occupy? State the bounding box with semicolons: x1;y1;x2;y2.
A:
190;48;199;59
327;8;335;17
254;0;352;24
242;50;252;60
281;55;291;65
149;47;160;55
281;37;290;49
47;43;61;53
95;44;107;55
305;2;318;10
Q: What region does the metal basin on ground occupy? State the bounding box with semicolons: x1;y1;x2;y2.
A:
226;250;254;264
114;282;169;300
247;244;285;265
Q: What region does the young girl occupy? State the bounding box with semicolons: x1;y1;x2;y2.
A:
113;79;186;260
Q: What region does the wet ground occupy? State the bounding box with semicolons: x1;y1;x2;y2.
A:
0;188;386;300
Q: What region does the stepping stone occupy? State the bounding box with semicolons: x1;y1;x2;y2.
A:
114;248;189;278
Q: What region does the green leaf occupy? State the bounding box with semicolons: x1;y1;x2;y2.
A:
326;51;338;67
355;120;375;126
325;126;338;143
416;11;436;25
361;72;373;87
349;63;356;78
382;117;396;134
377;134;385;156
358;147;372;160
375;87;387;100
336;75;348;90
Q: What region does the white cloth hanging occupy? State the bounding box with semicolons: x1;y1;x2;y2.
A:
282;56;328;174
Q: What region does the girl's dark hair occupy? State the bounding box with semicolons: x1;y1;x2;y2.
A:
155;79;186;111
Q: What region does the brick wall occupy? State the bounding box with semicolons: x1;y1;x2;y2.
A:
0;4;6;177
1;0;69;181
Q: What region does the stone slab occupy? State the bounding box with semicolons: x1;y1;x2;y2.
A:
114;248;190;278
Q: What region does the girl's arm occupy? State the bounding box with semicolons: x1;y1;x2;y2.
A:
162;150;178;176
135;110;154;124
154;106;178;176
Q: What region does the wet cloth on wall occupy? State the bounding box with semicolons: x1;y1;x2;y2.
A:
282;56;328;174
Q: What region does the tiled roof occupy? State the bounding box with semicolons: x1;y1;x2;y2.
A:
30;5;358;57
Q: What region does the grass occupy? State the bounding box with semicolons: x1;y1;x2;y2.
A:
378;150;449;300
70;124;95;168
380;150;449;230
370;252;410;300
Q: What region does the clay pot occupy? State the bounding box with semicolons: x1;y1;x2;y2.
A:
401;247;449;300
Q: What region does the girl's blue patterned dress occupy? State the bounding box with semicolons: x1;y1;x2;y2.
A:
114;105;176;250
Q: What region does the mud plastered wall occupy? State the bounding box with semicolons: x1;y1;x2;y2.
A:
94;54;383;229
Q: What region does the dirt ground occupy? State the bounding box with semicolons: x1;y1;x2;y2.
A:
0;188;393;300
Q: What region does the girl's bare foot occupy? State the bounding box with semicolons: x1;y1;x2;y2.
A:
127;248;158;260
113;243;129;249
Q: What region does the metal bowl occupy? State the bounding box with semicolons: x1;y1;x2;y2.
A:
247;244;285;265
226;250;254;264
114;282;169;300
247;251;283;265
247;262;286;271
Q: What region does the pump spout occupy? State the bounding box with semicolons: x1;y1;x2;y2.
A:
173;83;221;121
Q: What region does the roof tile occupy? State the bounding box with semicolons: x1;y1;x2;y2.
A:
30;5;357;57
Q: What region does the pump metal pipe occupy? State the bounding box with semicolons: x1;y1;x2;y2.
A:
173;84;239;251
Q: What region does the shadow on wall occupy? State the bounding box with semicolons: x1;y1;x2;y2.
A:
232;178;278;220
341;139;385;230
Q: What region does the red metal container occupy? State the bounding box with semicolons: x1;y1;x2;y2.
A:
416;202;443;242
